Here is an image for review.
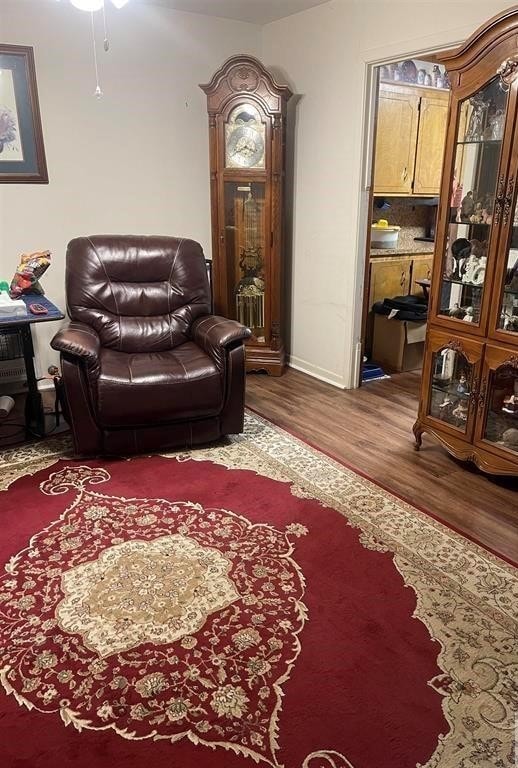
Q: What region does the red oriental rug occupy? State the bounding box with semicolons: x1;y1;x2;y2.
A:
0;413;516;768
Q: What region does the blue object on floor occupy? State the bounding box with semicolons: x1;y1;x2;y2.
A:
362;363;390;383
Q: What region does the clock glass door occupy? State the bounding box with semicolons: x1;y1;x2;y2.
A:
224;181;267;342
435;77;509;327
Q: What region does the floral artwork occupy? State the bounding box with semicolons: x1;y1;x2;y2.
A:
0;46;47;182
0;69;23;161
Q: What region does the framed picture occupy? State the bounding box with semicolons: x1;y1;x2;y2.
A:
0;44;48;183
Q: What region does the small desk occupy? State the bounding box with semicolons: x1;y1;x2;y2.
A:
0;294;65;437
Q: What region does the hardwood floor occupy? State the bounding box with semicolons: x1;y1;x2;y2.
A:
246;368;518;563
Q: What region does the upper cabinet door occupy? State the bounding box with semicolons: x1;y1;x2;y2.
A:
489;85;518;347
413;93;449;194
373;85;419;194
430;75;516;335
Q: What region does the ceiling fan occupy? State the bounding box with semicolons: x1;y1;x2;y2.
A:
68;0;129;10
60;0;131;96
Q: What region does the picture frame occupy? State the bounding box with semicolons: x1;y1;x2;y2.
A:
0;44;48;184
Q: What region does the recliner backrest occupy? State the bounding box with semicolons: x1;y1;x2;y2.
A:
66;235;211;353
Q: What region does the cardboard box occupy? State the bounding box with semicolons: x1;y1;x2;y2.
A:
372;314;426;373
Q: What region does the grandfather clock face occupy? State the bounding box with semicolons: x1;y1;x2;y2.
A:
225;104;266;169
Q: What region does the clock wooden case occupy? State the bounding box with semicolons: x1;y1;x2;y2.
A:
201;55;292;376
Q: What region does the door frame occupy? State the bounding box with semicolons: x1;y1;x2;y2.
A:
352;42;463;388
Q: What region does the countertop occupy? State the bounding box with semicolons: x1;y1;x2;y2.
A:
370;242;435;257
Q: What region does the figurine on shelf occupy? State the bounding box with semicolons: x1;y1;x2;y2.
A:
449;303;466;319
450;237;472;279
462;253;481;283
438;395;454;420
502;312;518;331
456;373;469;394
443;70;451;89
472;256;487;285
465;96;487;141
470;238;487;259
464;306;475;322
489;109;505;140
481;205;493;225
401;59;418;83
432;64;441;88
460;191;475;221
469;201;484;224
502;381;518;413
502;427;518;450
452;400;469;422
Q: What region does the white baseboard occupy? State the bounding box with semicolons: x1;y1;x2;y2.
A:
287;355;346;389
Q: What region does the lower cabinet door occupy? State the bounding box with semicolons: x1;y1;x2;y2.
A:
473;343;518;461
410;255;433;296
421;329;484;442
369;256;412;308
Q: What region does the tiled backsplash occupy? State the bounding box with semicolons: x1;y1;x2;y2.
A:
371;199;436;250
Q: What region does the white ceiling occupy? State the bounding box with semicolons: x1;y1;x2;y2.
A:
8;0;331;25
136;0;331;25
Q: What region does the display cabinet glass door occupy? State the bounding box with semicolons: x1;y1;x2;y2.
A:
474;344;518;457
423;330;483;439
223;181;268;343
435;77;510;328
489;100;518;344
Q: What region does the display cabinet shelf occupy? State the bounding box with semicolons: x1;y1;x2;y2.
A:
414;7;518;475
441;277;484;288
455;139;502;146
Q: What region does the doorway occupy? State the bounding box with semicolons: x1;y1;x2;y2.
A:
359;55;450;386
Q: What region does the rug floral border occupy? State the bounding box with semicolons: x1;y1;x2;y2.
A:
1;412;516;768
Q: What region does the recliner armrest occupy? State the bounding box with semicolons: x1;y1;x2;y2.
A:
191;315;251;368
51;322;101;371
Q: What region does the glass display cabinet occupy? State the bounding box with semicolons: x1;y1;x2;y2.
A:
414;8;518;474
201;56;292;376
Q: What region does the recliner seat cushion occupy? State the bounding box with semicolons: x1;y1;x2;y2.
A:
95;343;223;428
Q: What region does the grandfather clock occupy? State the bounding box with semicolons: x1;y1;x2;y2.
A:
201;55;292;376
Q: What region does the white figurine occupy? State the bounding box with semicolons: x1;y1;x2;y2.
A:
472;256;487;285
462;254;480;284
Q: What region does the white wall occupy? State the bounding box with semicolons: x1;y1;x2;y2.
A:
262;0;515;387
0;0;260;376
2;0;516;388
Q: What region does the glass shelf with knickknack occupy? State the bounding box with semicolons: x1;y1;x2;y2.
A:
483;365;518;454
428;346;473;432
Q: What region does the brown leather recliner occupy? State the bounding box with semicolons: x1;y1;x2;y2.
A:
51;235;251;456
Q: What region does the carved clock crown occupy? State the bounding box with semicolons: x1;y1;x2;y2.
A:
200;54;293;115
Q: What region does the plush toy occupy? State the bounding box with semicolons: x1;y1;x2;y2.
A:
9;251;51;298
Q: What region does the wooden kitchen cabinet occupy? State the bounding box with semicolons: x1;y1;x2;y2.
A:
373;86;419;195
410;253;433;293
413;95;449;194
368;255;412;309
374;84;449;196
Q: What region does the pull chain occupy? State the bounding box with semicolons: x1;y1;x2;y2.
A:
90;10;103;98
102;0;110;52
